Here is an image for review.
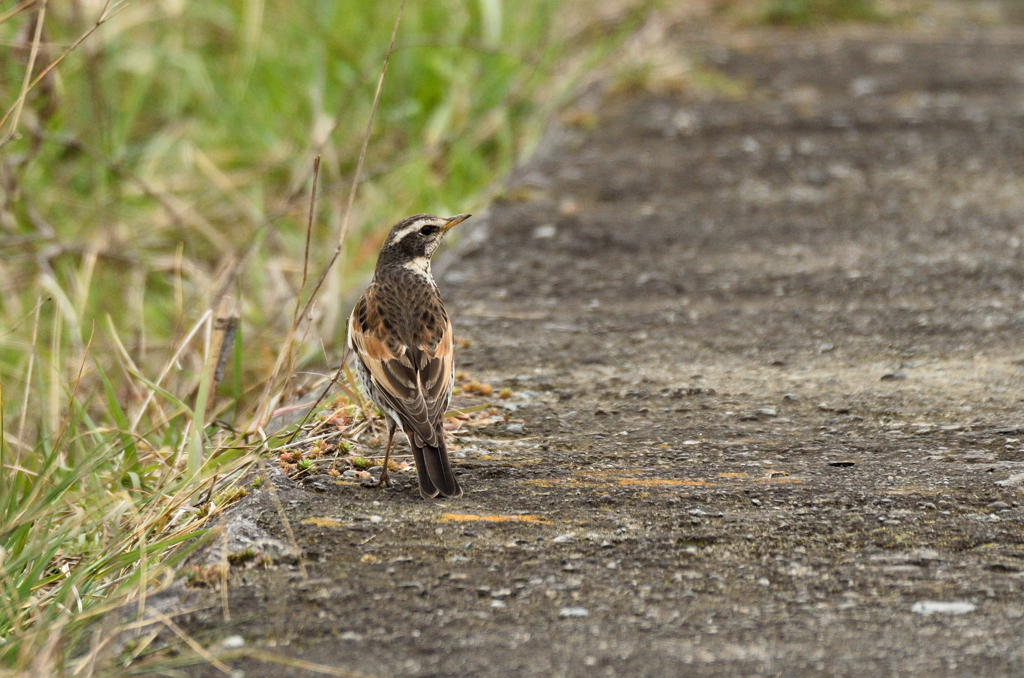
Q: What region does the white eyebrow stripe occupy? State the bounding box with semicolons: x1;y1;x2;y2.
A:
389;219;431;245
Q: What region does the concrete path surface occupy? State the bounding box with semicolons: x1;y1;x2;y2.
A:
181;22;1024;678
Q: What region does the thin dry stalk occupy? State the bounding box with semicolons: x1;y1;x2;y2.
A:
0;0;38;25
254;1;406;431
16;296;44;463
0;0;47;148
129;309;212;433
300;156;321;299
219;530;230;622
255;154;323;427
106;315;169;430
0;1;128;149
295;0;404;324
154;612;234;676
227;649;384;678
52;323;94;452
257;458;306;579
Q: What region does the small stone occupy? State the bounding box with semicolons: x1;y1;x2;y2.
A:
369;515;383;524
491;588;512;599
221;635;245;649
881;372;907;381
533;224;557;239
757;578;770;587
688;508;707;517
552;533;575;544
506;423;525;435
559;606;589;618
911;601;976;616
988;500;1010;510
818;343;835;353
756;408;778;417
558;199;578;216
783;394;801;402
750;498;762;507
995;473;1024;488
491;599;508;609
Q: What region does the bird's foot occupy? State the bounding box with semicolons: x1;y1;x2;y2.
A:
362;469;392;489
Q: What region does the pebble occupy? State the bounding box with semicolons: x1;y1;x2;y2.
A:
750;498;762;507
688;508;707;517
881;372;907;381
756;408;777;417
559;606;589;618
783;394;801;402
995;473;1024;488
369;515;383;524
552;533;575;544
533;224;557;239
911;601;976;616
988;500;1010;510
221;635;245;649
506;423;525;435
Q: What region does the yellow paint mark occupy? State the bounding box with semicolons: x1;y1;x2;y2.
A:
618;478;712;487
718;472;750;479
302;517;343;528
440;513;551;525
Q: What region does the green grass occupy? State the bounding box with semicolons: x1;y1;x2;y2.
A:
759;0;885;26
0;0;650;673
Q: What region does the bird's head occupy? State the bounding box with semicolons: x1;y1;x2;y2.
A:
375;213;471;273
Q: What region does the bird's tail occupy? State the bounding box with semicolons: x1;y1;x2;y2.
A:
412;435;461;499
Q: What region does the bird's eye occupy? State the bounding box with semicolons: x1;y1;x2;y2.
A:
420;225;438;236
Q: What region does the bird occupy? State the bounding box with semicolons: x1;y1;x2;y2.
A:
347;213;471;499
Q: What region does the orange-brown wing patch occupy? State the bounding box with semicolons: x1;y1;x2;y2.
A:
348;283;454;448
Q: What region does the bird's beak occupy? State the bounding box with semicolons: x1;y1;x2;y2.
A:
441;213;472;232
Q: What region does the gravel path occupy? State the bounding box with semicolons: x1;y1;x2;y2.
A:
181;23;1024;678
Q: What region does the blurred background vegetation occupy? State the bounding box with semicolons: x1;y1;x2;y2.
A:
0;0;900;672
0;0;658;670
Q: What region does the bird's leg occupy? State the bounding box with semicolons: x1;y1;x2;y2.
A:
375;424;396;488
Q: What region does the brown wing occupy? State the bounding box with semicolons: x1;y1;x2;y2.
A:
348;286;453;447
